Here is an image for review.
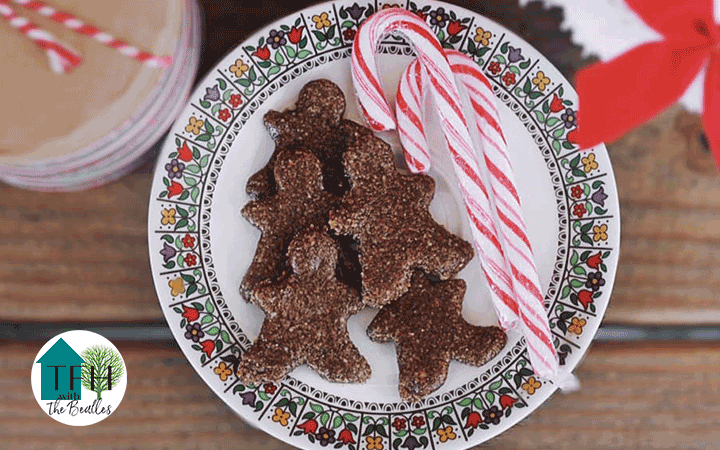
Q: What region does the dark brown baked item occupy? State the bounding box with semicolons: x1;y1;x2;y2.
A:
328;131;474;307
237;230;371;384
367;273;507;402
247;79;372;199
240;151;336;301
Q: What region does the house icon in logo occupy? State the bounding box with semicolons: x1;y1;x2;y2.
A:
36;338;85;401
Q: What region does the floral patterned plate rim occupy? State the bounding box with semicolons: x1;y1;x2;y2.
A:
148;1;619;448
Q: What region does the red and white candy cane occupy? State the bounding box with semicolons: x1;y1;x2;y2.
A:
353;9;523;337
396;57;521;332
11;0;172;68
395;55;431;173
396;51;558;377
0;0;81;73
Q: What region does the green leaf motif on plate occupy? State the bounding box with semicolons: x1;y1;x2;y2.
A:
310;403;323;414
332;416;343;429
313;30;326;42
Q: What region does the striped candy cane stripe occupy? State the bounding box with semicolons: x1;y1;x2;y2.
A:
394;47;558;376
0;0;81;73
11;0;172;67
396;57;430;173
397;58;520;329
446;49;556;376
353;8;521;330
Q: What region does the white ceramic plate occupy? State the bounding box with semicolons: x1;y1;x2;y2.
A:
149;1;619;448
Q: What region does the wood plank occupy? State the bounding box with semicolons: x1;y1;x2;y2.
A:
2;341;720;449
607;106;720;325
0;164;161;322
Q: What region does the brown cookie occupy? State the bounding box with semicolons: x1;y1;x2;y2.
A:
367;273;507;402
237;230;371;384
247;79;371;199
328;132;474;307
241;151;336;301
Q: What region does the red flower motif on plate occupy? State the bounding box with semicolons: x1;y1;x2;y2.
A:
168;181;183;198
177;141;193;162
181;305;199;322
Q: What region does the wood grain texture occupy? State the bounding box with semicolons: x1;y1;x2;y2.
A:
3;341;719;449
607;106;720;325
0;164;160;322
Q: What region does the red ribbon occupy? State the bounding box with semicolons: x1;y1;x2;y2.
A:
575;0;720;170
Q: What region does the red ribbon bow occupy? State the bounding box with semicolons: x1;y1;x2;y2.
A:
576;0;720;170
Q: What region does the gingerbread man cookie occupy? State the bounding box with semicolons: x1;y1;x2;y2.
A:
247;79;371;199
241;151;336;301
237;230;371;384
367;273;507;402
329;132;474;307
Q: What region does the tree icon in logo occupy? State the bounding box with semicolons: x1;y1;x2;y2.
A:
80;345;124;400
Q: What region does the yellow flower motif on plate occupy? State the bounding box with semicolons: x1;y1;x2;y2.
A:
186;117;204;135
532;70;550;91
474;27;491;46
214;362;233;381
568;317;587;335
168;277;185;297
593;224;608;242
312;12;331;30
437;426;456;442
581;153;598;173
161;208;176;225
366;436;383;450
521;376;541;395
272;407;291;426
229;58;249;77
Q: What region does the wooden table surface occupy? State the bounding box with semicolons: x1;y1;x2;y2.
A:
3;0;720;448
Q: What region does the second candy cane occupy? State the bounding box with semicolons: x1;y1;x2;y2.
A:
353;8;520;335
397;51;558;376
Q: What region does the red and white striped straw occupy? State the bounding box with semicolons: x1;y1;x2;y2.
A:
11;0;172;67
352;7;558;378
0;0;81;73
1;0;171;73
397;50;558;377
